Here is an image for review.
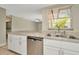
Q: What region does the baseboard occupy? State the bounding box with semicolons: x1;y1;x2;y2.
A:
0;43;6;47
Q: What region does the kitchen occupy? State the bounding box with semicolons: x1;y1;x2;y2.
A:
0;4;79;55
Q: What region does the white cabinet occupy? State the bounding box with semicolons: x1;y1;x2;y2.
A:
18;36;27;54
43;39;62;55
8;34;27;55
44;46;60;55
63;49;79;55
8;34;16;51
44;38;79;55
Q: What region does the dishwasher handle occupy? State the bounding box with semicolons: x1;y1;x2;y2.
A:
31;38;42;41
27;36;43;41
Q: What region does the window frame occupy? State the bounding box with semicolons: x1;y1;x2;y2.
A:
48;6;73;30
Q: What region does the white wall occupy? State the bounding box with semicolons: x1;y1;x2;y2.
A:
12;16;37;32
35;22;42;32
41;9;48;32
72;5;79;30
0;7;6;46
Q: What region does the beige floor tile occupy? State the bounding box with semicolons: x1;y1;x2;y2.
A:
0;46;18;55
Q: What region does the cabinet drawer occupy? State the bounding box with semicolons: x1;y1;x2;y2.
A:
44;39;62;48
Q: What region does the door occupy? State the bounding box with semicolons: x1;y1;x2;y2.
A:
43;38;63;55
8;34;16;51
18;36;27;55
13;35;20;53
63;49;79;55
44;46;59;55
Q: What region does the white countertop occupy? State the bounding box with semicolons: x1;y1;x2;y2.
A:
45;36;79;43
8;31;46;37
8;31;79;43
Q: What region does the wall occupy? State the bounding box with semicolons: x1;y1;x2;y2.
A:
41;9;49;32
35;22;42;32
0;7;6;46
12;16;37;32
72;5;79;30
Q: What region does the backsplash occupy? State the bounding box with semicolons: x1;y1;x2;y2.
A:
45;30;79;38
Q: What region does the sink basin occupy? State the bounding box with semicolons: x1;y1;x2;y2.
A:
68;35;77;39
55;35;67;38
55;34;79;40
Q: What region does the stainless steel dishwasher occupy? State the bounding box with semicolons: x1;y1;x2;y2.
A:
27;36;43;55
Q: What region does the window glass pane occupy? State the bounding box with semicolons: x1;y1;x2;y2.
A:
51;18;71;29
58;8;71;18
48;7;72;29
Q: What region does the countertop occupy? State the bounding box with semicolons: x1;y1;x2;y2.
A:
8;31;79;43
45;36;79;43
8;31;46;37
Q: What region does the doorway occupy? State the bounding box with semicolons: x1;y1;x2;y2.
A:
6;16;12;42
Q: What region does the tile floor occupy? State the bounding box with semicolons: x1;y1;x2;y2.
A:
0;45;18;55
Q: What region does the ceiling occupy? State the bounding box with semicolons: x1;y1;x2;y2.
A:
0;4;53;21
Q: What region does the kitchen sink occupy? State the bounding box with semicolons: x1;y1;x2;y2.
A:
55;34;79;40
46;33;79;40
55;35;67;38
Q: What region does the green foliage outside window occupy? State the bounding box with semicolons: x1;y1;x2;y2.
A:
55;17;68;29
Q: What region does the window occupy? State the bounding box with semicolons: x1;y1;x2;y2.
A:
48;6;72;30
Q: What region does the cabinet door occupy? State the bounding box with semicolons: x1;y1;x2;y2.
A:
63;49;79;55
19;36;27;55
8;34;16;51
13;35;20;53
44;46;59;55
8;34;12;49
44;39;63;49
43;38;63;55
8;34;27;55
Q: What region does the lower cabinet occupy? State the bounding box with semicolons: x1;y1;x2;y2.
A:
44;38;79;55
19;37;27;54
44;46;60;55
8;34;16;51
8;34;27;55
63;49;79;55
44;45;79;55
